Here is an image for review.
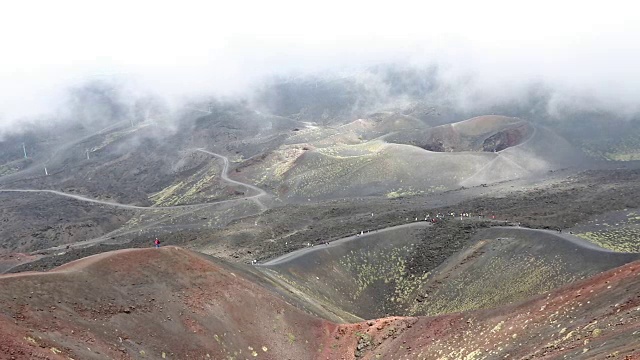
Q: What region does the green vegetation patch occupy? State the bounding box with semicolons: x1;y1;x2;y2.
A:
0;158;30;177
574;210;640;252
578;126;640;161
577;228;640;252
91;123;150;152
408;250;580;316
150;164;221;206
339;245;430;315
0;164;18;176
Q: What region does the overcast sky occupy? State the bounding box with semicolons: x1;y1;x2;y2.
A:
1;0;639;127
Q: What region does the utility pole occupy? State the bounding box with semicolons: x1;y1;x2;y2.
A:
86;148;90;160
22;143;27;158
44;167;48;176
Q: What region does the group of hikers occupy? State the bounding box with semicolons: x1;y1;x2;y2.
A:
409;211;496;224
149;210;571;265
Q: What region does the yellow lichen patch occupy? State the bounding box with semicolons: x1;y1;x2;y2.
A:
316;140;387;158
491;321;504;333
339;245;429;308
409;250;577;317
150;182;185;205
579;130;640;161
249;145;309;187
463;349;483;360
92;123;151;152
577;229;640;252
150;162;223;206
0;163;21;176
386;187;425;199
605;151;640;161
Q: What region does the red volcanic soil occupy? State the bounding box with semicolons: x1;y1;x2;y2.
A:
1;247;639;360
0;247;335;360
412;115;534;153
329;260;640;359
481;124;529;152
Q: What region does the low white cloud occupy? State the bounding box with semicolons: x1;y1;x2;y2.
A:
1;0;639;130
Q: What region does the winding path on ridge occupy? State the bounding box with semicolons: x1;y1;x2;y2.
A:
259;222;432;266
0;149;267;211
259;222;627;267
1;141;629;268
195;148;267;211
0;149;270;255
0;189;192;210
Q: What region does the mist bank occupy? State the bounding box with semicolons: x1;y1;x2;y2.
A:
254;64;640;125
1;62;639;142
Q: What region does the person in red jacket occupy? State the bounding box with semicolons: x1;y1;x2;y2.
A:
154;238;160;248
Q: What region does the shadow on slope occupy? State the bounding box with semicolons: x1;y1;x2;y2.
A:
329;260;640;359
257;223;434;321
259;225;639;320
407;227;639;316
386;115;532;152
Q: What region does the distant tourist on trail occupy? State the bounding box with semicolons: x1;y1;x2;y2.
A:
154;238;161;248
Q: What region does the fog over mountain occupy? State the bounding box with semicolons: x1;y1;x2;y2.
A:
1;0;639;135
4;4;640;359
